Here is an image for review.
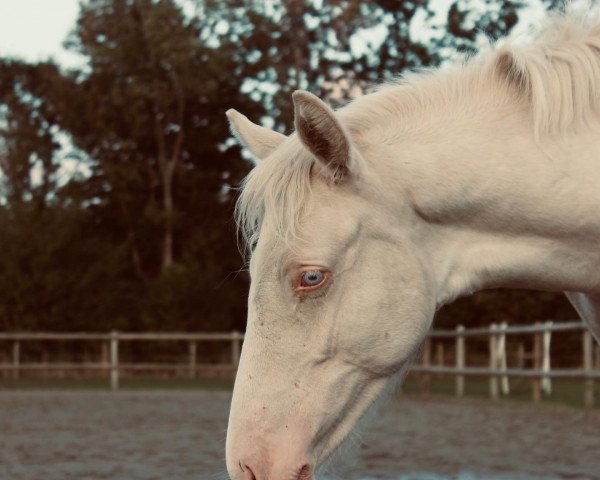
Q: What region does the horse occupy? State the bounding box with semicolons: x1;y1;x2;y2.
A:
224;6;600;480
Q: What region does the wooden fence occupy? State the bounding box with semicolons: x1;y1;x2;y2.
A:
0;331;244;390
412;321;600;407
1;322;599;406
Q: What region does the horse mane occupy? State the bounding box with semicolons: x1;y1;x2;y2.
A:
492;4;600;136
236;5;600;254
342;4;600;138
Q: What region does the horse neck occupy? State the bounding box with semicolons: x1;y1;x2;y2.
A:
374;100;600;306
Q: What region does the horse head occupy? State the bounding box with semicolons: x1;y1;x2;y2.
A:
225;91;436;480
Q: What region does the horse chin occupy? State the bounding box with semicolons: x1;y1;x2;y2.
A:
312;360;413;471
311;374;392;469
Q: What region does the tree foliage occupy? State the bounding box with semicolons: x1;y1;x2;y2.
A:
0;0;574;333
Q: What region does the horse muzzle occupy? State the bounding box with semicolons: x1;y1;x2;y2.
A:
231;459;314;480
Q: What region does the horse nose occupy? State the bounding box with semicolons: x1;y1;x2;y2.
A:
238;461;313;480
240;462;256;480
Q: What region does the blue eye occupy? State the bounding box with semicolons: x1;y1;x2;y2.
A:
300;270;325;288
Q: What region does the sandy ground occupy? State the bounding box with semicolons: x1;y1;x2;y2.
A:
0;390;599;480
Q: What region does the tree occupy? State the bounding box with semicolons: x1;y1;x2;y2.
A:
201;0;534;131
0;0;264;331
0;61;61;210
59;0;260;276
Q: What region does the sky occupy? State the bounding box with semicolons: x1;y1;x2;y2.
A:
0;0;85;67
0;1;90;186
0;0;202;68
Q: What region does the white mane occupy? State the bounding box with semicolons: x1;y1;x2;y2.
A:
236;5;600;253
506;5;600;135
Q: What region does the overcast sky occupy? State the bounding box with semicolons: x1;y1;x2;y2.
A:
0;0;85;66
0;0;204;68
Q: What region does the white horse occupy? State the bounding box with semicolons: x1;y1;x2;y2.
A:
225;7;600;480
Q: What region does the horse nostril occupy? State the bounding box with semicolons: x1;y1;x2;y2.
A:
242;464;256;480
297;464;312;480
238;462;256;480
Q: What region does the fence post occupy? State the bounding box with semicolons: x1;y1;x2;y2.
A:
110;331;119;391
101;341;109;369
583;330;594;408
435;342;444;380
498;322;509;395
541;321;552;395
532;323;542;403
231;331;241;368
455;325;465;397
489;323;498;400
188;341;197;379
435;342;444;366
12;340;20;381
422;338;431;394
41;348;49;383
516;342;525;369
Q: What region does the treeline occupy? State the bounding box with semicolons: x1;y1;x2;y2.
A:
0;0;574;333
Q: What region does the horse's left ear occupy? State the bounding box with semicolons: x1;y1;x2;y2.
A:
226;109;286;159
293;90;353;181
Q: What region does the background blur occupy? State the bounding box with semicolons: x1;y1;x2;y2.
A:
3;3;600;480
0;0;577;337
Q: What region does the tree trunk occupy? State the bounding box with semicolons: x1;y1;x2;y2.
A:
161;161;176;272
135;0;184;275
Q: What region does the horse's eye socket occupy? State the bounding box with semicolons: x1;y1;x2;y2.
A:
300;270;326;288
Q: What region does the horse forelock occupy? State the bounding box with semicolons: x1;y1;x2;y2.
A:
235;138;315;258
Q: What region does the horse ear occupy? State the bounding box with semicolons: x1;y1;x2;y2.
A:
226;109;286;159
292;90;352;181
493;49;529;93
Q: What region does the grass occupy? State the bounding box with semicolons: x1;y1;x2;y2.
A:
0;374;597;410
400;374;600;409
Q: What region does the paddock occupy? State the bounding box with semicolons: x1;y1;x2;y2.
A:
1;390;599;480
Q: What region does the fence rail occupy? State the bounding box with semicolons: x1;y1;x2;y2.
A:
417;320;600;407
0;330;243;390
427;321;585;337
1;322;599;406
